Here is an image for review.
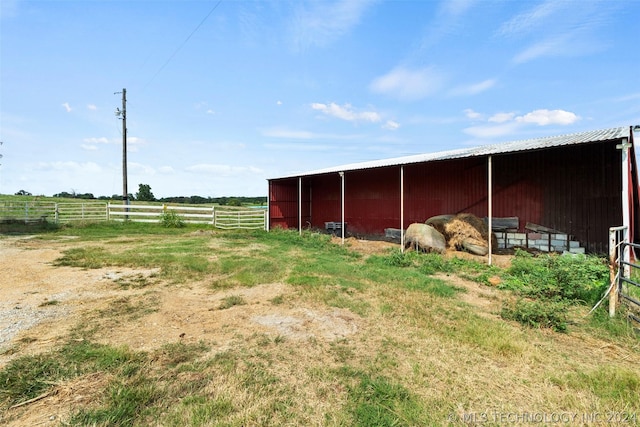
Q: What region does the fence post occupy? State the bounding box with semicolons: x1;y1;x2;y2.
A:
609;229;618;317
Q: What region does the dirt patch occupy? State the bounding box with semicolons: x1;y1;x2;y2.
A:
0;237;363;369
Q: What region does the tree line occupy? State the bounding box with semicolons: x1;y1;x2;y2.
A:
16;184;267;206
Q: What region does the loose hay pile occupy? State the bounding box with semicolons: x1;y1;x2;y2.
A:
435;213;498;256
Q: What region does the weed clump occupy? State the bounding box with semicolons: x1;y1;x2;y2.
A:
500;249;609;332
160;210;185;228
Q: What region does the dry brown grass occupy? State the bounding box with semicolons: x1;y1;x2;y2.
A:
1;232;638;426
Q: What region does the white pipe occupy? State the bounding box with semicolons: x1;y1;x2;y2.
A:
620;138;630;277
339;171;345;245
266;181;270;231
400;166;404;253
488;155;493;266
298;176;302;235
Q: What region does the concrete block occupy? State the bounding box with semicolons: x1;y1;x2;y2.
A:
569;247;586;254
537;245;550;252
513;233;526;240
527;233;542;240
552;233;568;241
569;241;581;248
385;228;402;239
551;239;568;248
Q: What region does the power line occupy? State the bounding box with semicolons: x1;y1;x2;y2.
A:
143;0;223;90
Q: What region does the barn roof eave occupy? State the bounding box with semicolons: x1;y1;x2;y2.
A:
268;126;632;181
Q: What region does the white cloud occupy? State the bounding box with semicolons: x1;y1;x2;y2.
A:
261;126;364;141
129;162;156;175
263;142;333;152
206;109;215;115
32;161;102;173
186;164;263;176
512;37;564;64
262;127;315;139
497;0;566;38
311;102;381;123
370;66;445;101
81;144;99;151
61;102;72;113
383;120;400;131
463;108;580;139
442;0;476;17
464;109;483;120
83;137;111;144
498;1;611;64
276;100;283;106
515;109;579;126
463;122;520;139
450;79;496;96
290;0;374;50
488;112;516;123
87;104;97;111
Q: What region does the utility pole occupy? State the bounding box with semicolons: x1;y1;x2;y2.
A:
115;89;128;218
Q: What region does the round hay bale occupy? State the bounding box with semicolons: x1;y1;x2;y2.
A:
461;238;488;256
404;223;446;253
444;213;497;254
425;214;454;237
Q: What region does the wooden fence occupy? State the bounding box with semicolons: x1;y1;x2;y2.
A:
0;201;267;230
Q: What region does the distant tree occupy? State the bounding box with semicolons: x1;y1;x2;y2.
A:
228;198;242;207
53;191;73;198
189;195;207;204
136;184;155;202
15;190;32;196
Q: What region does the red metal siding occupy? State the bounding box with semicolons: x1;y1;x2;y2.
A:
268;139;626;251
268;178;298;230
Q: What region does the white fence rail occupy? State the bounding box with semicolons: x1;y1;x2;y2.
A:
0;201;107;223
108;203;215;224
108;203;267;229
214;208;267;230
0;201;267;230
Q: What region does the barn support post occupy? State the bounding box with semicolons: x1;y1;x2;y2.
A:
617;138;631;278
400;166;405;253
609;228;619;317
339;171;345;245
298;176;302;235
488;155;493;266
266;181;270;231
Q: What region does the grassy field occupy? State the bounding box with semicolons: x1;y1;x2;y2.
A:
1;221;639;426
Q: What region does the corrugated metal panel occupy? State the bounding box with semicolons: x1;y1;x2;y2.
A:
268;127;633;251
268;178;299;229
272;126;630;179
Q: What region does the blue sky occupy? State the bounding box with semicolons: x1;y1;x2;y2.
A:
1;0;639;198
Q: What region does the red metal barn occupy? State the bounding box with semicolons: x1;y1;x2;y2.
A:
268;126;639;254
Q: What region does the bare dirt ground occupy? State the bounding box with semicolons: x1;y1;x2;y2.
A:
1;236;506;363
0;235;559;426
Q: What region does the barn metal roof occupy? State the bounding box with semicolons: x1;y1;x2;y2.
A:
273;126;632;179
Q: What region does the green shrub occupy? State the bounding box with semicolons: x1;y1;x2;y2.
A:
502;249;608;305
501;298;569;332
160;210;185;228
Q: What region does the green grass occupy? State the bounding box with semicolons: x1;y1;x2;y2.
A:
219;295;247;310
2;223;639;426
